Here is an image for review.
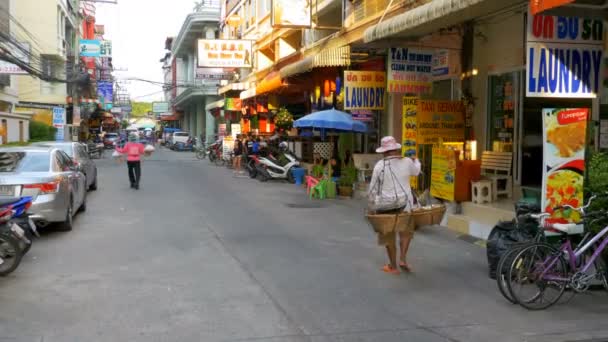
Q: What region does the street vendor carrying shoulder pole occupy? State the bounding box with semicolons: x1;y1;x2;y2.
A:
368;136;421;274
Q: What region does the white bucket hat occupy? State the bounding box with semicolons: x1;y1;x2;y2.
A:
376;136;401;153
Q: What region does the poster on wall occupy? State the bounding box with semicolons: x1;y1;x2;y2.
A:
526;11;604;98
430;147;456;201
387;47;433;95
52;107;66;142
343;71;386;110
271;0;311;28
402;97;419;187
197;39;252;68
542;108;588;224
218;123;227;137
231;123;241;138
416;100;465;144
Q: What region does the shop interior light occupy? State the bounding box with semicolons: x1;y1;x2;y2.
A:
472;69;478;76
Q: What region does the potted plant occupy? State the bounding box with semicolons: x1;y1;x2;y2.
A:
338;166;357;198
274;107;294;131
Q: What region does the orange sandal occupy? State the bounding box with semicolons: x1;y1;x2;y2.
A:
382;265;400;275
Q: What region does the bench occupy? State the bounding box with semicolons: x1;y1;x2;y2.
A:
480;151;513;200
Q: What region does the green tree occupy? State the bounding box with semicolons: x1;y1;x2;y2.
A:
29;121;57;142
130;102;152;117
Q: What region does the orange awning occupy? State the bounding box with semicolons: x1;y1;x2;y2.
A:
530;0;574;14
255;72;284;95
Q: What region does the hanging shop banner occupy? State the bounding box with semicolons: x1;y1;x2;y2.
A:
225;98;242;111
387;47;433;95
416;100;465;144
223;136;235;159
100;40;112;57
430;147;457;202
271;0;311;28
526;11;604;98
196;68;233;80
351;110;374;122
52;107;66;142
152;102;169;113
542;108;588;224
97;81;113;104
432;50;449;77
402;97;419;188
79;39;101;57
530;0;574;15
197;39;252;68
343;71;386;110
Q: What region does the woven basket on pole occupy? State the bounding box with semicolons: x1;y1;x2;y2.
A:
365;211;411;235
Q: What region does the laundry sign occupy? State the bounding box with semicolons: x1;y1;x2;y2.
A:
343;71;386;110
526;10;604;98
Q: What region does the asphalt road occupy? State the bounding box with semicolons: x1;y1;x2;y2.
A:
1;148;608;342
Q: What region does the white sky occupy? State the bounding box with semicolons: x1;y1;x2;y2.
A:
96;0;195;102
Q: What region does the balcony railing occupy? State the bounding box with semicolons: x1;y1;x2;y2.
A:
193;0;221;12
345;0;416;28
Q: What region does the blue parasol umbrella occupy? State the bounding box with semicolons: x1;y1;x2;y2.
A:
293;108;367;133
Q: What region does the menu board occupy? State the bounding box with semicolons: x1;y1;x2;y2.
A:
430;148;456;201
542;108;588;224
402;97;418;188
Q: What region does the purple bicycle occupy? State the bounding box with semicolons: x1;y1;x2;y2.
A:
507;195;608;310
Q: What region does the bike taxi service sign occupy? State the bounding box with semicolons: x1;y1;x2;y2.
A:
344;71;386;110
542;108;588;224
526;10;604;98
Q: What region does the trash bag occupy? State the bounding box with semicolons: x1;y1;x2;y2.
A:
486;220;536;279
144;144;155;153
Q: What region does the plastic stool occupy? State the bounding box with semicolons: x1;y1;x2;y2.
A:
471;180;493;204
291;167;306;186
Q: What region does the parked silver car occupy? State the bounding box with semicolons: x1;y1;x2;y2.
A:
33;142;98;191
0;147;87;231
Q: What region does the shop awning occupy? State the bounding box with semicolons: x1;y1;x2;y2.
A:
364;0;525;43
240;87;256;100
530;0;608;18
255;72;284;95
279;46;351;79
205;99;224;111
218;82;250;95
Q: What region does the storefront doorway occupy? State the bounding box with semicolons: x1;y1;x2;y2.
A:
487;69;593;192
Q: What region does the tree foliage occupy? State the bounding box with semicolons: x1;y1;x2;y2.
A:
586;152;608;232
131;102;152;117
29;121;57;142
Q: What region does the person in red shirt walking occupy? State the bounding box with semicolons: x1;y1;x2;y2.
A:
116;134;145;190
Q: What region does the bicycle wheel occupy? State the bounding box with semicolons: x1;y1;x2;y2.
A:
196;149;206;160
496;245;527;304
507;243;567;310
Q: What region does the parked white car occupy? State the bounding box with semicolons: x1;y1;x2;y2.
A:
170;132;190;148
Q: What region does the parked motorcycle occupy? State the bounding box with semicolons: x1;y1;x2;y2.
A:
254;144;299;183
207;140;223;165
0;197;37;276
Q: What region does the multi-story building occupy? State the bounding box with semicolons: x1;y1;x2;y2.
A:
0;0;34;143
13;0;82;134
171;1;221;141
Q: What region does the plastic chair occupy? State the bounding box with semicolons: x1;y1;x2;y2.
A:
310;179;328;200
305;175;320;195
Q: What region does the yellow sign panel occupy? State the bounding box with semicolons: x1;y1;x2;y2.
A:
402;96;418;188
417;100;465;145
344;71;386;110
430;148;457;201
